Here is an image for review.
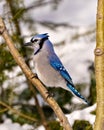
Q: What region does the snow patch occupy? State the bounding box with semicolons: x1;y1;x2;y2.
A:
66;104;96;126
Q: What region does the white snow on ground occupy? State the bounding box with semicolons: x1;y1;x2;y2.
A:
36;125;45;130
66;104;96;126
0;104;96;130
0;119;33;130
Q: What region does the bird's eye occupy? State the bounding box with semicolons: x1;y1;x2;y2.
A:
31;38;38;43
34;39;38;42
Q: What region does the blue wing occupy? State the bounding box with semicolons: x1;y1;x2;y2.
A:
49;55;74;86
49;55;88;104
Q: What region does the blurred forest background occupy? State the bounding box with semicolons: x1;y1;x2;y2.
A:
0;0;97;130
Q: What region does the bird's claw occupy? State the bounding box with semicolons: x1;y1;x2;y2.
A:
31;73;38;79
46;91;54;99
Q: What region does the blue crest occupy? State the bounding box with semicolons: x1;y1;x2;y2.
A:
31;33;49;42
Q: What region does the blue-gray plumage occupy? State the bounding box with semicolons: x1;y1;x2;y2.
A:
25;33;88;104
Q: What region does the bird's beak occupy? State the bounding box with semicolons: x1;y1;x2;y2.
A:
24;42;32;46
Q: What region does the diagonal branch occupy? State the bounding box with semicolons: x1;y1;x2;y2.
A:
0;17;72;130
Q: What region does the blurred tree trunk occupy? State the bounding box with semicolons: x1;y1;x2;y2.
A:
94;0;104;130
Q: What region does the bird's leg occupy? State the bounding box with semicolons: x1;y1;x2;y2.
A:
46;91;54;99
31;73;38;79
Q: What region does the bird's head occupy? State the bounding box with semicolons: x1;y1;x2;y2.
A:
24;33;49;55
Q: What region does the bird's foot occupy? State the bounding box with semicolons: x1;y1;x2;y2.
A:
46;91;54;99
31;73;38;79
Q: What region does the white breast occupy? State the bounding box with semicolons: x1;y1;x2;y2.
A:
33;51;67;89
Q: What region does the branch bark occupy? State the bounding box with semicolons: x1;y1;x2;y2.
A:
0;17;72;130
94;0;104;130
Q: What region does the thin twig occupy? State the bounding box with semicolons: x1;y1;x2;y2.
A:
0;108;8;113
0;101;37;122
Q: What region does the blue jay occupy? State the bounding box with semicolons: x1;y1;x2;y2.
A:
25;33;88;104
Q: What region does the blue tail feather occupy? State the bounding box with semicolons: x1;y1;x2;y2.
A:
67;83;88;105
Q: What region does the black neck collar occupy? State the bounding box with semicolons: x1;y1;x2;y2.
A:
34;38;48;55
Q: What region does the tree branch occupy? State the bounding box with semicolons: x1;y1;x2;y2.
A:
0;17;72;130
0;101;37;122
94;0;104;130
